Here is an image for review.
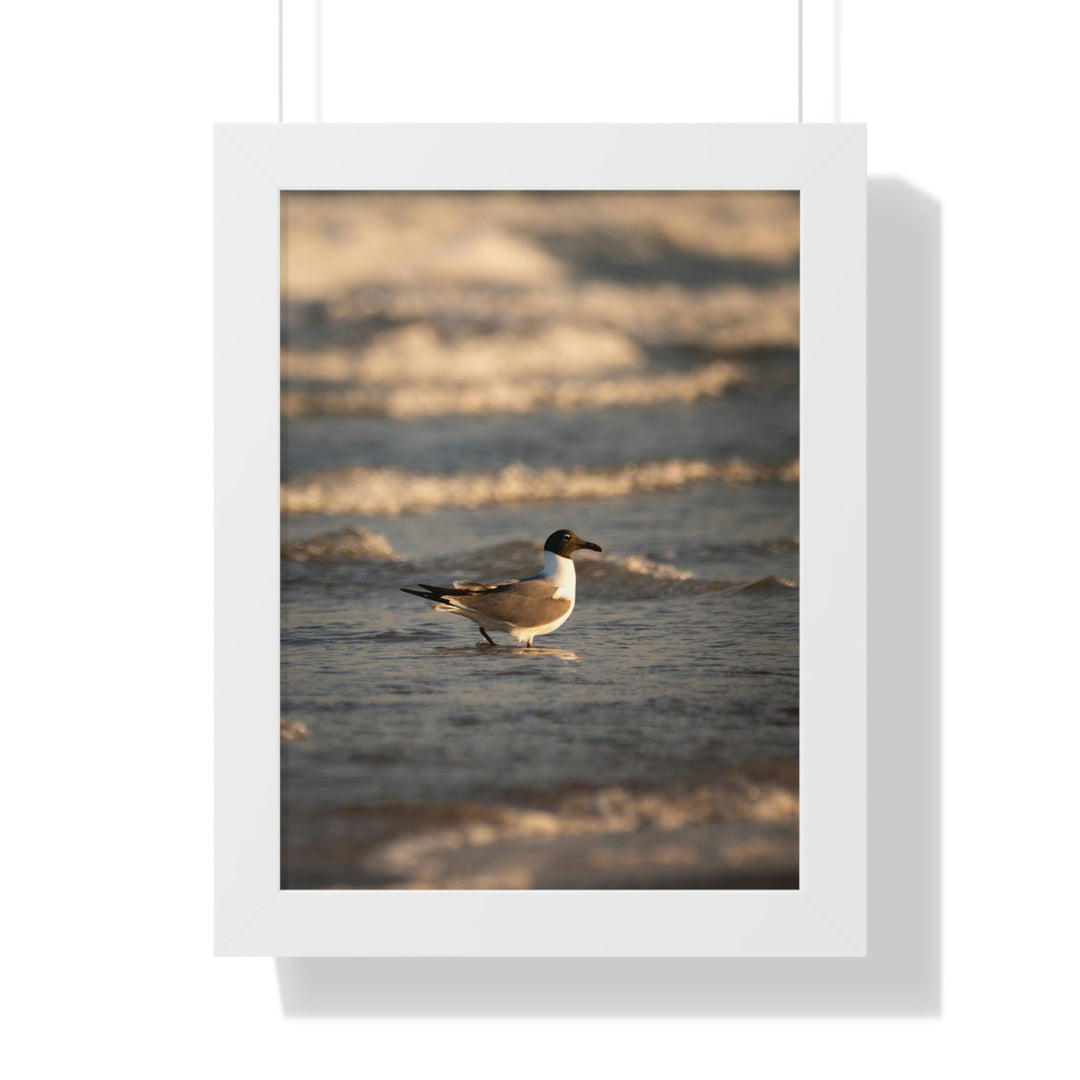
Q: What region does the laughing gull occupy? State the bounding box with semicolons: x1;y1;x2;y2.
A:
401;529;603;647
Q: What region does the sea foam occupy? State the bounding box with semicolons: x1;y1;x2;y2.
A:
282;359;745;418
281;457;799;516
281;527;397;562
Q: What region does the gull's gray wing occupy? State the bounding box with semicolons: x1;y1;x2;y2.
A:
449;577;571;627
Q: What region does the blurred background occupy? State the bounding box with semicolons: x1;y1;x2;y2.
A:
281;191;800;889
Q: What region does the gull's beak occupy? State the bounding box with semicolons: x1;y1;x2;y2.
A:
579;539;603;553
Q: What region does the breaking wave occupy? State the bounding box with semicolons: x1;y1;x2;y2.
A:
282;191;799;302
283;323;644;386
575;551;715;600
281;527;397;562
319;280;799;354
280;718;310;741
281;457;799;516
363;767;799;889
597;552;694;582
281;359;745;419
281;192;798;421
283;218;568;298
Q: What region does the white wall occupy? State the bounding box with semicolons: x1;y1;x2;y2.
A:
3;1;1076;1076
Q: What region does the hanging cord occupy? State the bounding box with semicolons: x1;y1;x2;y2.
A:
277;0;283;122
278;2;323;122
833;0;842;121
798;0;803;122
315;0;323;121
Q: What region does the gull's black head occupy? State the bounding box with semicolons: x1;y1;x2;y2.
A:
544;529;603;558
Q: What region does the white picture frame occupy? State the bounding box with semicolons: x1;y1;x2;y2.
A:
215;123;866;957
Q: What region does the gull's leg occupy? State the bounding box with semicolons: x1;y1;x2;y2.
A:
479;628;496;646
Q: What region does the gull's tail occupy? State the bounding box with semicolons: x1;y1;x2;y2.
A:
401;581;508;602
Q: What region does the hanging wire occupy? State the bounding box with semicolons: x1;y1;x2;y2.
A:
834;0;842;121
798;0;803;122
315;0;323;122
315;0;321;122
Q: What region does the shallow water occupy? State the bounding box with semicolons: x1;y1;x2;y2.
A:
280;191;799;889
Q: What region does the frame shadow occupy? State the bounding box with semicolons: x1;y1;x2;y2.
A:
273;178;941;1015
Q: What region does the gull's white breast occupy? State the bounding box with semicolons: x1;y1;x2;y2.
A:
540;550;576;607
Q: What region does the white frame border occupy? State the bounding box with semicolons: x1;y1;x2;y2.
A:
215;124;866;957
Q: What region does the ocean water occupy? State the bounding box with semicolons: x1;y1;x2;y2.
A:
280;192;799;889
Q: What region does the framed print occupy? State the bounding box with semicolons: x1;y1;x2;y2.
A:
215;124;866;956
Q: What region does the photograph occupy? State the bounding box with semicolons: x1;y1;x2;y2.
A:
280;190;800;889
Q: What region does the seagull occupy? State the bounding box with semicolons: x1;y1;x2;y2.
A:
401;529;603;647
